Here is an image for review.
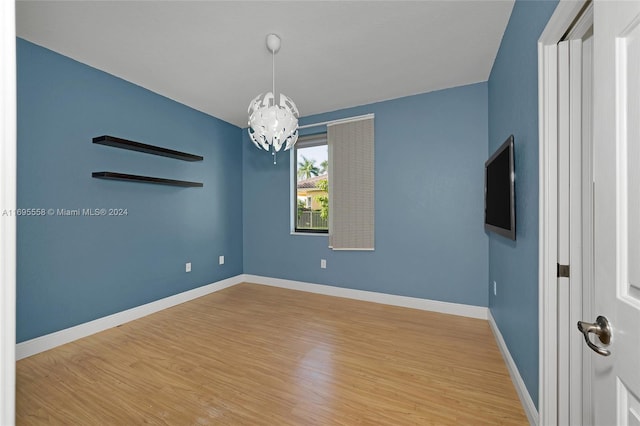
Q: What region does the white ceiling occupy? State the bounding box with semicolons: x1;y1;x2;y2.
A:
16;1;514;128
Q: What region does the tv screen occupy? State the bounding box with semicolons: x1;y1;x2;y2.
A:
485;135;515;240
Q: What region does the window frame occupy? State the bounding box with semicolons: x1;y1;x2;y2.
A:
291;133;329;235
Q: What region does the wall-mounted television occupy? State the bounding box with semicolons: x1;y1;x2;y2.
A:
485;135;515;240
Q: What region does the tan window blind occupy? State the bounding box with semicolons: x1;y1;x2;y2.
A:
328;117;374;250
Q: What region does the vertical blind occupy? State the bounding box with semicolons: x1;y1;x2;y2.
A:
328;117;375;250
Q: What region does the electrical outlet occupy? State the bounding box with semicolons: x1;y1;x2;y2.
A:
493;281;497;296
219;255;224;265
321;259;327;269
186;262;192;272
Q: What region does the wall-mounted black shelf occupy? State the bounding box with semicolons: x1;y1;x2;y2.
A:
92;172;203;187
93;135;203;162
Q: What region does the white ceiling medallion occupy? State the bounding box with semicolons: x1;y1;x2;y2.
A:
248;34;299;161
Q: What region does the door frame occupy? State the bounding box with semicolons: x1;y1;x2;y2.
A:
538;1;591;425
0;0;17;423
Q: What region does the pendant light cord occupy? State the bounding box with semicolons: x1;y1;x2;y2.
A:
272;46;276;165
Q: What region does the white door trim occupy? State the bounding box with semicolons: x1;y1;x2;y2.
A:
539;38;560;426
0;0;17;423
567;35;584;426
538;1;589;425
578;34;594;426
557;38;572;426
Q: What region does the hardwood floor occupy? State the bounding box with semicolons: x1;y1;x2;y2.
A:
16;283;527;425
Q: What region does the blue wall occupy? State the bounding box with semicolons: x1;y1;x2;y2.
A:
244;83;489;307
488;0;557;407
16;39;243;342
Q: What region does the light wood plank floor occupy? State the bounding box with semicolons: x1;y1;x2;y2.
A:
17;283;527;425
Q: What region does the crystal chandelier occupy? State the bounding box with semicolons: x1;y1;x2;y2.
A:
248;34;299;156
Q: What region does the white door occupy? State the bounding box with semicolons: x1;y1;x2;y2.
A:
586;0;640;423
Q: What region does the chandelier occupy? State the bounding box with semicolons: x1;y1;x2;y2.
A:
248;34;299;156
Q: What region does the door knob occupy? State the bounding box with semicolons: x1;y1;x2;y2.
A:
577;316;611;356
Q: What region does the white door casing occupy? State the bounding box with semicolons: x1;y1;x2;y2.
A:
580;33;595;426
0;0;17;423
558;33;595;426
559;27;595;426
557;38;573;426
591;0;640;423
538;2;594;423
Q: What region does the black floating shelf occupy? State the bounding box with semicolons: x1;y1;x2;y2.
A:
92;172;203;187
93;135;203;162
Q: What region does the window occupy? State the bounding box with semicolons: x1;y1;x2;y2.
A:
291;115;375;247
293;133;328;233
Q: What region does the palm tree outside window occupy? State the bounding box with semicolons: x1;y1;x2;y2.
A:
293;133;328;233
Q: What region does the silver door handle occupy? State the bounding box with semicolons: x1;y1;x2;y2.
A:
577;316;611;356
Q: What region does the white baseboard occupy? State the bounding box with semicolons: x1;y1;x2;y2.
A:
241;274;488;320
16;275;244;360
488;310;538;426
17;274;488;360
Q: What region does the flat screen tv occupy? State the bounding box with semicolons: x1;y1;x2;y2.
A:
485;135;515;240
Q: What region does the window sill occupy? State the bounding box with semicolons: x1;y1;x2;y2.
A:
290;232;328;237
